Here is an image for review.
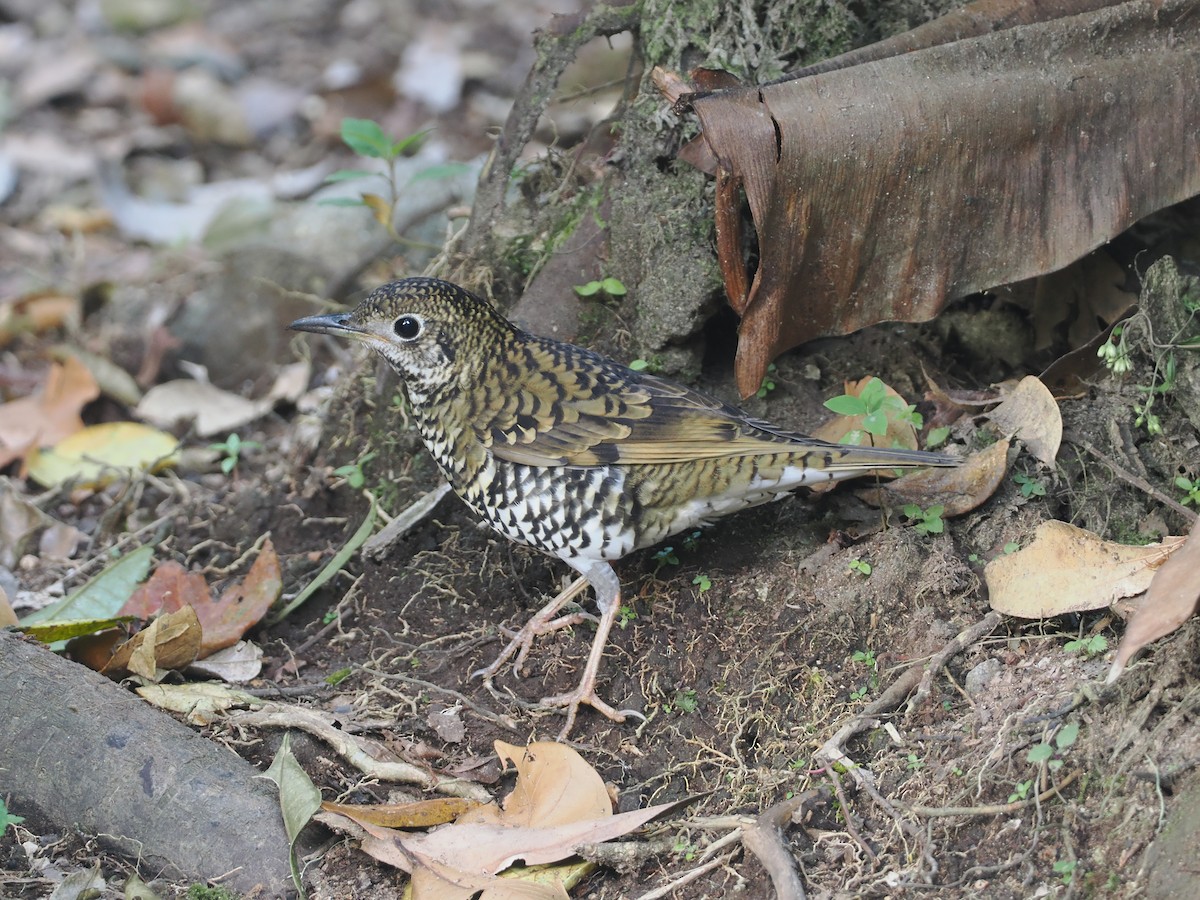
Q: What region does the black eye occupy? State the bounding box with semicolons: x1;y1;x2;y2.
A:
394;315;422;340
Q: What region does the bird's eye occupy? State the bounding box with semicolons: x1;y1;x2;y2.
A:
394;315;422;340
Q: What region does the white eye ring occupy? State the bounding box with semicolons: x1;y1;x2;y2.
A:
394;314;423;340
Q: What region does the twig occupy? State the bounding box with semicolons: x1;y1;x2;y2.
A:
824;768;876;863
364;482;452;561
909;769;1080;817
226;704;490;801
741;793;821;900
364;668;521;732
634;851;738;900
906;611;1004;718
1065;430;1197;522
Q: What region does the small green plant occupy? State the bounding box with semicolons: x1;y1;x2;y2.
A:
756;363;779;400
333;451;376;490
617;604;638;629
1003;541;1020;554
1007;779;1033;803
628;355;664;374
1;798;23;834
187;885;240;900
671;688;699;714
1013;472;1046;498
1176;474;1200;506
850;649;879;700
1097;324;1132;374
672;836;698;862
824;376;923;442
1027;721;1080;773
324;118;469;239
848;558;872;576
573;277;627;299
681;530;703;552
652;546;679;572
1053;859;1077;886
210;432;261;475
325;667;353;686
903;503;945;535
925;425;951;448
906;753;924;771
1064;634;1109;658
692;573;712;592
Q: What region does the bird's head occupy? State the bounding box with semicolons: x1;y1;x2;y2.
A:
289;278;512;396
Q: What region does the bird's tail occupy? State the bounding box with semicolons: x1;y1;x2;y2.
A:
823;442;960;471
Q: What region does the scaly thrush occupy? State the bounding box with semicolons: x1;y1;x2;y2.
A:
291;277;958;737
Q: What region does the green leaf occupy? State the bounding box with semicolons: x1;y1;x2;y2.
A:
824;395;867;416
21;544;155;626
1027;743;1054;764
340;118;393;158
260;732;321;899
390;129;430;156
600;277;627;295
1055;722;1080;750
20;616;136;643
323;168;376;183
409;162;473;183
858;377;886;409
862;409;888;436
270;497;377;622
574;281;602;296
629;359;650;371
926;426;951;448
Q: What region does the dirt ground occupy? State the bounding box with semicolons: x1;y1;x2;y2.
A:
3;1;1200;898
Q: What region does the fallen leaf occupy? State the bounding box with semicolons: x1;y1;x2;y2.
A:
103;605;202;679
1108;517;1200;682
467;741;613;828
136;379;275;438
0;479;53;568
857;438;1009;516
20;544;155;627
136;682;264;724
0;291;78;345
0;355;99;468
321;797;480;829
26;421;180;489
983;375;1062;467
0;585;17;628
986;521;1184;618
186;640;263;683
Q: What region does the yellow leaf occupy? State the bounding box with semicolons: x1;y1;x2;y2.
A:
26;422;180;488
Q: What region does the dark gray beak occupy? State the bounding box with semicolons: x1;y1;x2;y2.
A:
288;312;363;336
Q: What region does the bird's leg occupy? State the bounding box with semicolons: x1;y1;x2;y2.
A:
471;574;592;683
539;562;643;740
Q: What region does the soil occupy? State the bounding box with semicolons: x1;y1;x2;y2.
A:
3;1;1200;899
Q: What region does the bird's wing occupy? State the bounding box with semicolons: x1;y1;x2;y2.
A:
479;338;898;467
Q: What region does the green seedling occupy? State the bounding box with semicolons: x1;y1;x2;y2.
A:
574;277;627;299
824;376;923;441
848;558;872;576
1013;473;1046;497
1064;634;1108;658
333;451;376;490
757;363;779;400
210;433;261;475
903;503;945;535
692;573;712;592
1175;475;1200;506
617;605;638;629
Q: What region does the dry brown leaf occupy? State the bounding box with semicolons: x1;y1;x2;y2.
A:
0;585;17;628
1108;517;1200;682
857;438;1009;517
0;292;79;345
986;521;1184;619
0;355;99;468
320;797;479;830
102;605;202;679
120;541;280;656
983;375;1062;467
461;741;612;828
685;0;1200;396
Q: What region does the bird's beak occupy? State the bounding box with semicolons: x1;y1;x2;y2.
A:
288;312;365;338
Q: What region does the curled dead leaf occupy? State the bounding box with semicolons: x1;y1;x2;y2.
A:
1108;517;1200;682
983;376;1062;467
102;605;202;680
857;438;1009;517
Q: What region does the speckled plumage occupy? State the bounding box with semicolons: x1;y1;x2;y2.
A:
291;277;958;736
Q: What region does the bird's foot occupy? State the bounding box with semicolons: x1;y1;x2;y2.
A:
471;575;593;683
540;682;646;741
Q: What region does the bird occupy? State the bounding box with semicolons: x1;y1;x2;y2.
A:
290;277;959;737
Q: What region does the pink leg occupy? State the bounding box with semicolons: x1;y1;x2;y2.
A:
471;574;591;683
